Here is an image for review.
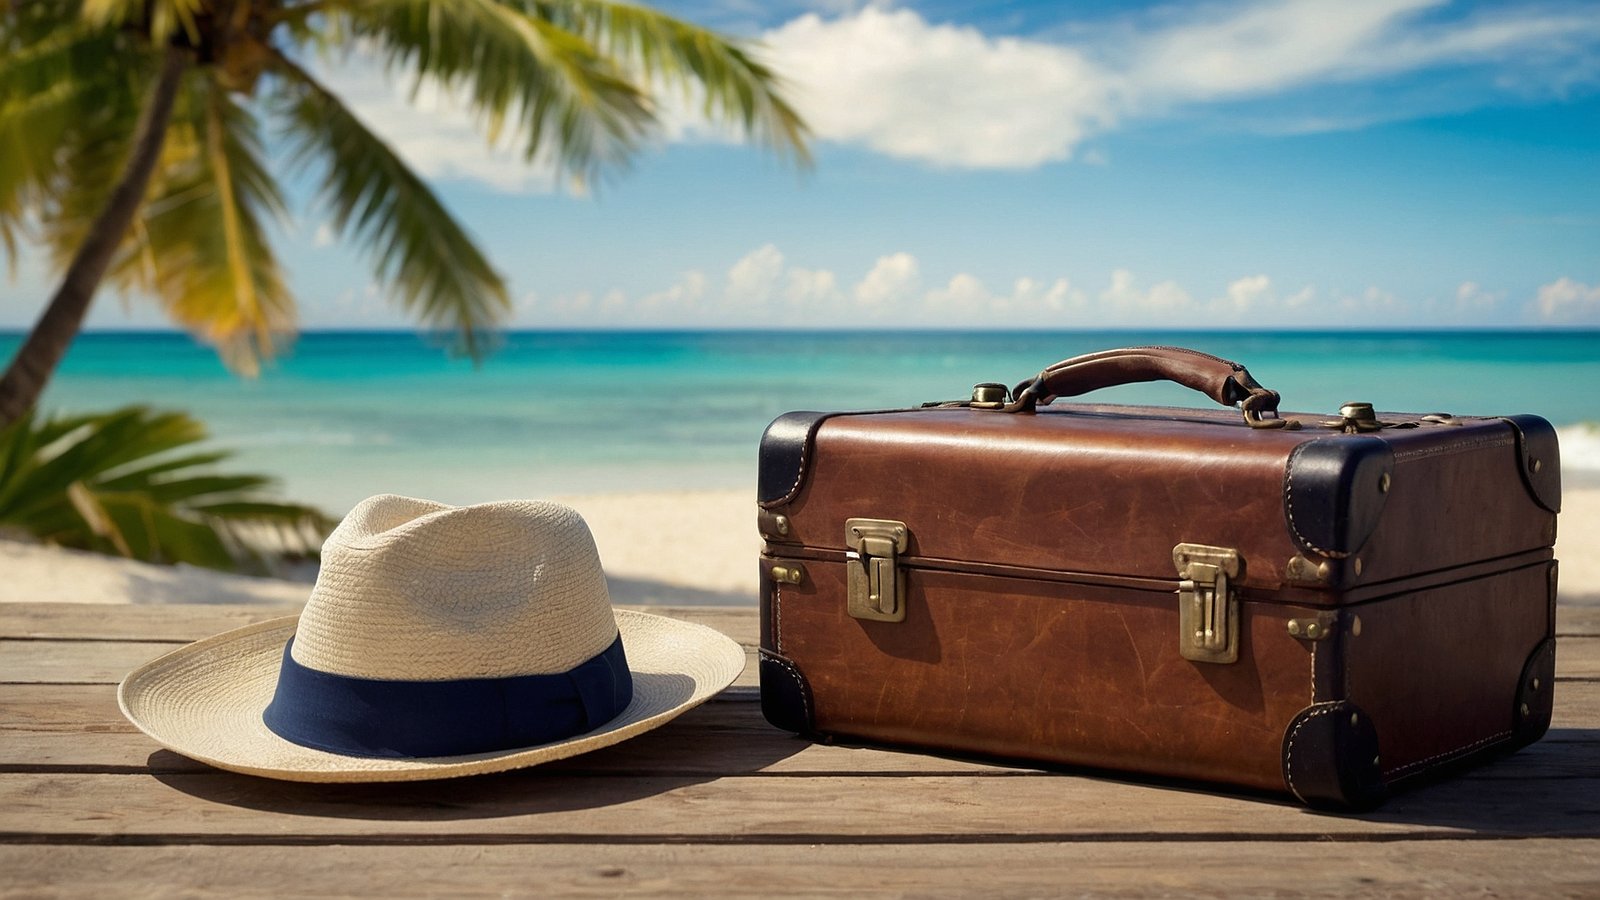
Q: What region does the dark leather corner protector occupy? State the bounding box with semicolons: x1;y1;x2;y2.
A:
758;411;832;507
1281;701;1386;811
1513;638;1557;747
1502;415;1562;513
1284;436;1394;558
759;650;816;735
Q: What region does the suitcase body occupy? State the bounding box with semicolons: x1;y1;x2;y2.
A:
756;347;1561;808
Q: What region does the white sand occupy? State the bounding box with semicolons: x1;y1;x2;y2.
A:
1;486;1595;606
0;489;757;607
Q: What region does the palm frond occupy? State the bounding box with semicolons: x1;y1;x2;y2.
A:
0;406;333;572
82;0;204;45
0;13;138;265
336;0;656;182
536;0;810;166
273;55;509;356
109;75;294;374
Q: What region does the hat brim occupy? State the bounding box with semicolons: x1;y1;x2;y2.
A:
117;610;745;782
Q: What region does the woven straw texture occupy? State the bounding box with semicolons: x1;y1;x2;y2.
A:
115;494;745;782
119;611;743;781
294;495;617;679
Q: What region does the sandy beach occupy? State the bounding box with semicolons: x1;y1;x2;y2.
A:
1;485;1595;608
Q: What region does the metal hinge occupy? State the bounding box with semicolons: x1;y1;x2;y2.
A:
846;518;908;622
1173;543;1242;664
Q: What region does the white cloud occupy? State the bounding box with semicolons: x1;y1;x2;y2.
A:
1100;268;1195;314
1284;285;1316;309
854;252;921;307
640;270;708;314
1132;0;1434;100
1223;274;1273;311
785;267;843;307
749;1;1600;169
1536;277;1600;321
312;56;569;195
511;244;1592;330
1453;281;1501;312
725;244;786;306
313;223;336;248
763;8;1118;168
311;2;1600;185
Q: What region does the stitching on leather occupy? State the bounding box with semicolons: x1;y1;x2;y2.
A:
761;651;812;728
1384;729;1512;778
1284;440;1350;560
769;423;817;508
1309;639;1318;704
1283;703;1337;805
1389;435;1512;463
773;583;784;652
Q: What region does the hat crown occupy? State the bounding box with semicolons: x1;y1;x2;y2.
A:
291;495;617;680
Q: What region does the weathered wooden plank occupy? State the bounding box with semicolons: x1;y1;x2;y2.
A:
6;683;1599;777
1562;604;1600;636
0;698;1022;777
0;603;759;644
0;639;761;687
2;841;1599;899
2;766;1598;841
5;727;1594;784
5;686;1593;782
0;639;185;684
0;603;304;641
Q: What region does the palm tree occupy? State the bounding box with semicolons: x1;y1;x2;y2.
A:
0;0;808;426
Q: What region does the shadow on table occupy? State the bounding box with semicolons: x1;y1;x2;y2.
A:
810;725;1600;835
1321;727;1600;834
149;695;801;821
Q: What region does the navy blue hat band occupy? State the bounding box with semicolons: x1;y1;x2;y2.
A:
261;633;633;759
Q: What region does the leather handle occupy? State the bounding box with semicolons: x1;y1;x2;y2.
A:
1010;346;1292;428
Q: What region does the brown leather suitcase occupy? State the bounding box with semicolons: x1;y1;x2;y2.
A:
756;346;1560;808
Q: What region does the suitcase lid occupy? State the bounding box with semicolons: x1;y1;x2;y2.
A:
759;347;1560;609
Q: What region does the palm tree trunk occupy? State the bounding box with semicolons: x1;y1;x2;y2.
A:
0;44;190;428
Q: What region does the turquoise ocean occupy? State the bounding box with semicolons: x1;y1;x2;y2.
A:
6;330;1599;514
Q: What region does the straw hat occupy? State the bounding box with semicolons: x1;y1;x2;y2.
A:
118;494;745;782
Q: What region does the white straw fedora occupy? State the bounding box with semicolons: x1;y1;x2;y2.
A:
118;494;745;782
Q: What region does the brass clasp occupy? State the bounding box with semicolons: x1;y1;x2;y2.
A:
846;518;909;622
1173;544;1242;664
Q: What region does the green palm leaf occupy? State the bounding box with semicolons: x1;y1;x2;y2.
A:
1;0;810;423
275;56;510;356
0;406;333;573
111;75;295;372
538;0;810;165
338;0;655;180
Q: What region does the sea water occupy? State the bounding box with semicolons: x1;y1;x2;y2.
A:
6;330;1599;513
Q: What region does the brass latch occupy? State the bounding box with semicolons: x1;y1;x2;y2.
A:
1173;543;1242;664
846;518;908;622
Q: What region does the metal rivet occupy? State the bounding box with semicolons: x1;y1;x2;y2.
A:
1305;622;1322;639
1520;702;1531;718
1379;473;1391;493
1373;755;1381;768
1530;457;1543;474
1532;677;1541;692
770;565;804;585
1351;615;1362;637
776;517;790;536
1287;620;1302;636
1350;713;1360;727
1353;558;1364;577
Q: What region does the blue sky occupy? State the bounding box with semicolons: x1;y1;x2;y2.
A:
7;0;1600;330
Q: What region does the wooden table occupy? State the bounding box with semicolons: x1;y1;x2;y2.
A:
3;601;1599;897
